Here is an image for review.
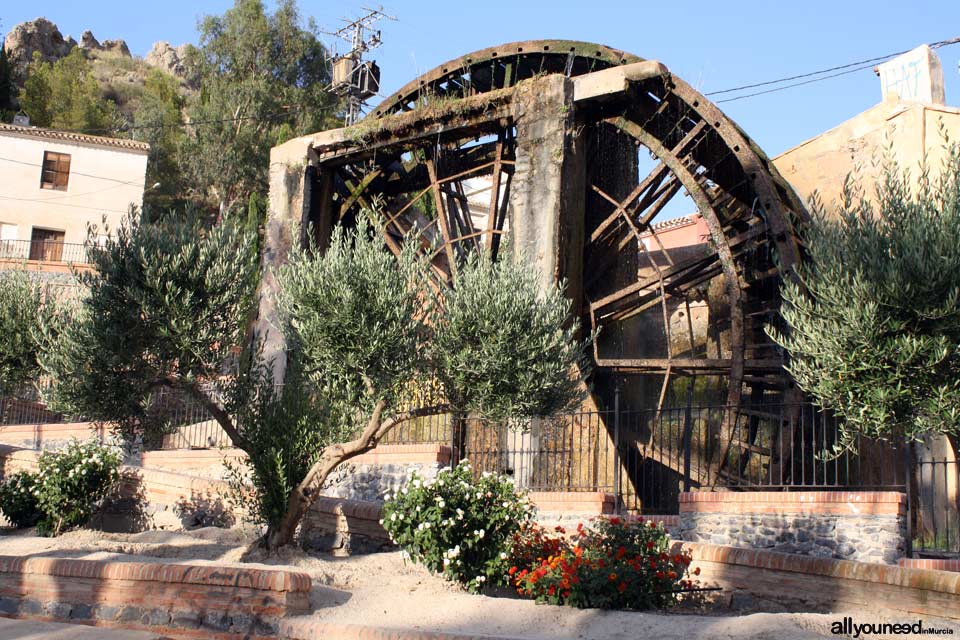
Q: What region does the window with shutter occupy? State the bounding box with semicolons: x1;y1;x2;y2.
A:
40;151;71;190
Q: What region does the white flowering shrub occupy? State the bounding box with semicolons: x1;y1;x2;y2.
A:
0;471;42;527
380;461;535;592
34;439;123;536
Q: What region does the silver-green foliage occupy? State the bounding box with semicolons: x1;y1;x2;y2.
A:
0;271;48;393
37;212;259;438
277;212;587;422
770;144;960;451
277;216;429;411
434;253;585;419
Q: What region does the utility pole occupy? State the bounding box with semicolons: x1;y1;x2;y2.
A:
322;6;396;125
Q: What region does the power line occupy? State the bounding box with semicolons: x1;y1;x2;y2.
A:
0;156;145;185
0;194;131;214
715;60;880;103
708;36;960;102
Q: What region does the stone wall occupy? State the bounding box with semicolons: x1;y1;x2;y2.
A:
679;491;907;565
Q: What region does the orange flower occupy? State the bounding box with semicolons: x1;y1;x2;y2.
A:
615;546;626;560
693;566;701;576
608;572;617;582
548;585;556;596
617;581;627;593
508;566;518;576
555;525;566;534
667;570;677;579
656;571;664;579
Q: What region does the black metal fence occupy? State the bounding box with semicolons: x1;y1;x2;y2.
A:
913;457;960;556
0;381;226;449
457;401;908;514
0;239;91;264
4;381;959;557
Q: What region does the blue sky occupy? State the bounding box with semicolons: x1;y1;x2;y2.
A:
3;0;959;157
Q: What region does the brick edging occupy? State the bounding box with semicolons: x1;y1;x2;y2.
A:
899;558;960;573
676;542;960;594
679;490;906;516
0;555;311;593
679;490;906;504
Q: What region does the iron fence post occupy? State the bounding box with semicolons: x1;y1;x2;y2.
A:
904;440;913;558
613;382;621;513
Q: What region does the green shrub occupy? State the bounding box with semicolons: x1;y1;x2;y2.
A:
380;461;535;592
35;439;123;536
510;518;696;610
0;471;42;528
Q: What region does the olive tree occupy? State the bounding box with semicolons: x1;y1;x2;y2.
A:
266;216;587;548
0;271;49;393
38;212;260;444
39;208;586;550
770;144;960;454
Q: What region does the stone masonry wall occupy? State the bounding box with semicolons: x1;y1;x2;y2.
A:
679;491;907;565
321;461;444;503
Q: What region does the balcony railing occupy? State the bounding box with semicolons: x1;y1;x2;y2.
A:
0;239;91;264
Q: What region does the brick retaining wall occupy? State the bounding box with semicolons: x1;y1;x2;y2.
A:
678;541;960;622
899;558;960;572
0;555;311;638
679;491;908;564
0;422;108;449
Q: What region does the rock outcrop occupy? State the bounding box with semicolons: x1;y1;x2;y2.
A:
101;39;131;57
78;29;130;57
145;41;189;78
2;17;76;81
78;29;100;50
3;18;134;85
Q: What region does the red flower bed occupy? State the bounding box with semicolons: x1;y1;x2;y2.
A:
508;517;695;610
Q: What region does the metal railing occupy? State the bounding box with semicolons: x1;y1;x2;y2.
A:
913;457;960;556
0;239;91;264
458;401;909;514
4;381;957;557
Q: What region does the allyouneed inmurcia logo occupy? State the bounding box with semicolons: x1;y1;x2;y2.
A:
831;617;956;637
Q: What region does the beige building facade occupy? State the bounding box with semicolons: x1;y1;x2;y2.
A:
774;99;960;214
0;123;149;264
774;44;959;214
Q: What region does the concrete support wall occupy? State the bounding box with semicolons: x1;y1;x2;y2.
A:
253;140;313;384
508;75;585;298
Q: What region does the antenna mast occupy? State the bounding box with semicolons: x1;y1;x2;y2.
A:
323;6;396;125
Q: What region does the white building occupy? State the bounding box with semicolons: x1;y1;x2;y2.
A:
0;123;149;265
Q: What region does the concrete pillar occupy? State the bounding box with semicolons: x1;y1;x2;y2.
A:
252;141;313;384
508;75;586;310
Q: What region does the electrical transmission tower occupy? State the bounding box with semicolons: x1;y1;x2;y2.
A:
323;6;396;125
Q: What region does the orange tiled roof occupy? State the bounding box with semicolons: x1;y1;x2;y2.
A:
0;123;149;153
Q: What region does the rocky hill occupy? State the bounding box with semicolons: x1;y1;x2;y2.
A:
2;17;192;119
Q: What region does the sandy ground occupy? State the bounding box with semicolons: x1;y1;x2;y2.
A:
0;616;162;639
0;526;912;639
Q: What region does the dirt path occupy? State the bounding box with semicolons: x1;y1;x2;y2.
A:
0;527;846;639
